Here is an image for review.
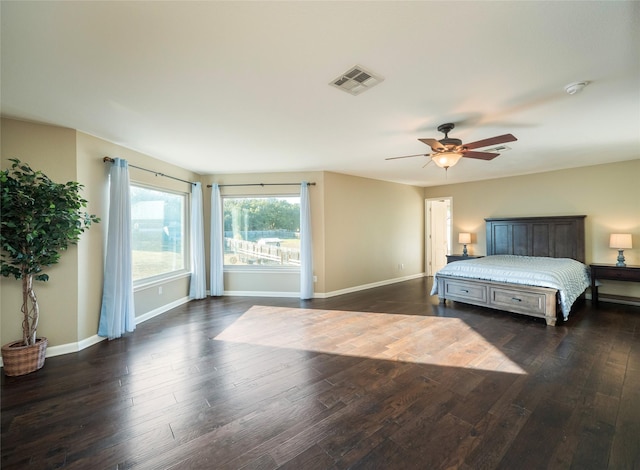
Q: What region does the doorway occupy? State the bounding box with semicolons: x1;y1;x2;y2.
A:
425;198;452;276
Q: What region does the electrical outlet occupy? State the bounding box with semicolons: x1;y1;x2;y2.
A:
313;276;317;283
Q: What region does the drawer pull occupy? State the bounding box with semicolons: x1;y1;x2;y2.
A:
512;297;522;302
460;289;469;293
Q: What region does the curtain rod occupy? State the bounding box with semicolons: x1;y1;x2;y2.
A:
206;182;316;188
103;157;196;186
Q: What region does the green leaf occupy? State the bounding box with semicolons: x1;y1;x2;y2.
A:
1;158;99;291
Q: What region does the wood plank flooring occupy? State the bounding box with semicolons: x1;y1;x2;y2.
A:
2;277;639;469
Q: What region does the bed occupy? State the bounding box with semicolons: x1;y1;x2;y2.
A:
430;215;590;326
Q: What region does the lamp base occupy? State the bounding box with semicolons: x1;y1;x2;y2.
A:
616;249;626;267
462;245;468;256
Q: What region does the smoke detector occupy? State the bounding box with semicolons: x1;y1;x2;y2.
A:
564;81;589;95
330;65;384;96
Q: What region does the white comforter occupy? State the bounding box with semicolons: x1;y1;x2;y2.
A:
430;255;590;319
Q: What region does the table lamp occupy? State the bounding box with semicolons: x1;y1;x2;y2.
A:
459;232;471;256
609;233;632;267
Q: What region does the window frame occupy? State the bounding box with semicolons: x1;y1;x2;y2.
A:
221;193;301;273
130;181;191;288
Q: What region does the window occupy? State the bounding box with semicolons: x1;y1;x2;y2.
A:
131;184;187;282
223;196;300;267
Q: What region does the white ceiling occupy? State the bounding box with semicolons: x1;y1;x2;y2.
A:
2;1;639;187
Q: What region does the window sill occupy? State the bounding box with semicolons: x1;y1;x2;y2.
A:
134;271;191;292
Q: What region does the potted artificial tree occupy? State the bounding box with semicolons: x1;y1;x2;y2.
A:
1;159;99;376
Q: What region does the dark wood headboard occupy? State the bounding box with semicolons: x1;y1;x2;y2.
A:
485;215;586;263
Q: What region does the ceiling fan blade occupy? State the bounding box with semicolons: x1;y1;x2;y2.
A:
464;133;517;150
462;150;500;160
418;138;445;151
385;153;429;161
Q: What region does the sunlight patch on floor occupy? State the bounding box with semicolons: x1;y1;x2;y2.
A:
214;305;527;375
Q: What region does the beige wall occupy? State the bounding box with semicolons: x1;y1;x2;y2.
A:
424;159;640;299
5;116;635;351
204;170;425;296
323;172;425;293
2;118;426;350
203;171;326;294
74;131;200;338
1;119;201;349
75;133;108;343
1;119;80;346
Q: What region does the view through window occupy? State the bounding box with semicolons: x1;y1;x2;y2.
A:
131;185;187;281
223;196;300;267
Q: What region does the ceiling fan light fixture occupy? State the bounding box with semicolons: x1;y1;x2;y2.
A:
432;152;463;169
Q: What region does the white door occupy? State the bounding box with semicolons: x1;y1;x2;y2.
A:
425;198;451;276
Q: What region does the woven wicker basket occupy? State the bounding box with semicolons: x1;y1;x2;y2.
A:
1;337;48;376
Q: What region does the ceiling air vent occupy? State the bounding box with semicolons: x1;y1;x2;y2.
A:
483;145;511;153
330;65;384;96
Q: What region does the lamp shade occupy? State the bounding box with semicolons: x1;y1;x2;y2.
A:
609;233;632;249
432;152;463;169
458;232;471;244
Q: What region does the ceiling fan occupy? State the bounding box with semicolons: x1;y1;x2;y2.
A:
386;123;517;170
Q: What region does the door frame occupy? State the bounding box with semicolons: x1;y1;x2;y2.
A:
425;197;452;276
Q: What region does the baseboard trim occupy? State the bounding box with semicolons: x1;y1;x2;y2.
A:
135;296;191;324
1;296;191;368
46;336;103;358
220;273;426;300
591;294;640;307
223;290;300;298
316;273;426;299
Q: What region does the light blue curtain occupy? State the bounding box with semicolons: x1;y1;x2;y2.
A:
210;183;224;296
300;182;314;299
189;182;206;299
98;158;136;339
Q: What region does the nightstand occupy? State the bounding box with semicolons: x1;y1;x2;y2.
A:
589;264;640;306
446;254;484;264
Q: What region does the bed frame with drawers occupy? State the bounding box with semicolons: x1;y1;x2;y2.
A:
436;215;586;326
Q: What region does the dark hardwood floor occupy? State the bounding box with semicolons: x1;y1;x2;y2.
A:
2;277;639;469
